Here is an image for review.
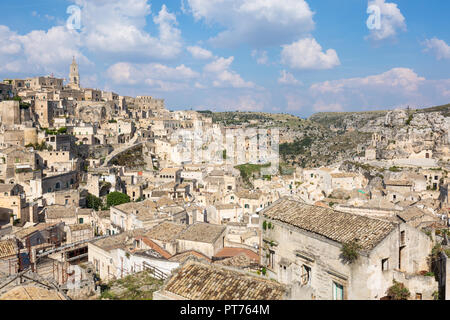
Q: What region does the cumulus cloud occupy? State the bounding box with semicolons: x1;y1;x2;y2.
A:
306;68;450;112
203;94;268;112
203;56;255;88
186;0;315;47
0;25;89;75
310;68;425;94
281;38;340;70
278;70;301;85
366;0;406;41
107;62;199;91
187;46;214;60
73;0;182;60
422;38;450;60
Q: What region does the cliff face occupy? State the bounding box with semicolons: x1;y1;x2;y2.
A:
206;104;449;168
308;104;450;165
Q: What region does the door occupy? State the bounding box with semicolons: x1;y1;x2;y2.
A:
333;282;344;300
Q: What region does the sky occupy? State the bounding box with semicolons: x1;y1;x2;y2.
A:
0;0;449;117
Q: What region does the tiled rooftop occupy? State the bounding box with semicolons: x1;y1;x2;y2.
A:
143;221;187;242
0;240;16;259
215;247;259;263
169;251;212;263
113;200;157;215
13;223;57;239
92;229;145;251
0;286;66;300
162;260;286;300
45;206;77;219
262;198;396;251
177;223;226;244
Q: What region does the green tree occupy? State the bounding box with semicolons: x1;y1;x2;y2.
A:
57;127;68;134
107;192;131;208
86;193;103;211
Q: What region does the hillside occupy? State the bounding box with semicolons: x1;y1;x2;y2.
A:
309;104;450;131
199;102;449;168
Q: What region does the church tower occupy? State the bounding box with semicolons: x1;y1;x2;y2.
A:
69;56;80;89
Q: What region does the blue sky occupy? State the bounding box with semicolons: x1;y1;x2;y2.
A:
0;0;449;117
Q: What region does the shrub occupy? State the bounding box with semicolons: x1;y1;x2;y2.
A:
341;240;361;264
261;267;267;276
86;193;103;211
386;281;410;300
107;192;131;208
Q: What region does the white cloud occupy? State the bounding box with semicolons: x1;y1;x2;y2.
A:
107;62;199;91
281;38;340;70
203;56;254;88
422;38;450;60
278;70;301;85
305;68;450;112
310;68;425;94
205;94;267;112
74;0;182;60
187;46;214;60
251;50;268;65
366;0;406;41
186;0;315;47
0;25;90;75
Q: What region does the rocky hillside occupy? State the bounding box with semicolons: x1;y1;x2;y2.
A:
200;103;449;168
309;104;450;133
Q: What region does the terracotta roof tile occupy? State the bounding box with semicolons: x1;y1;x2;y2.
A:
162;260;286;300
261;198;395;251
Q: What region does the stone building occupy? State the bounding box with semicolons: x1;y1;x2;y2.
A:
176;222;226;259
0;184;27;221
0;84;13;101
0;101;20;126
260;197;437;300
68;56;80;90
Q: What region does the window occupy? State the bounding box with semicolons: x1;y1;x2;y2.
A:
400;231;406;246
382;258;389;271
333;282;344;300
79;218;84;224
416;293;422;300
245;204;250;209
268;250;275;269
301;265;312;286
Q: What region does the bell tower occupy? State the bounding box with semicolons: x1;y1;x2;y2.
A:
69;56;80;89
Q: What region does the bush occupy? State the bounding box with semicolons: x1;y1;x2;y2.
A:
261;267;267;276
86;193;103;211
341;240;361;264
386;281;410;300
107;192;131;208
